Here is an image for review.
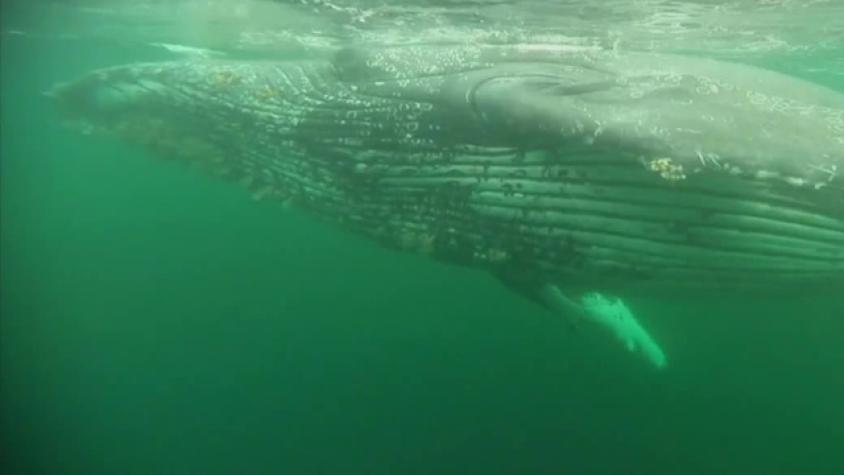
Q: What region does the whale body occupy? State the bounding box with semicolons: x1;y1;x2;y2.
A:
49;45;844;367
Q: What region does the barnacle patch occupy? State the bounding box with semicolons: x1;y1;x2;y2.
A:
647;157;687;181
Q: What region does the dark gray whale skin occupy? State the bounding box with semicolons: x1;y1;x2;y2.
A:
50;45;844;299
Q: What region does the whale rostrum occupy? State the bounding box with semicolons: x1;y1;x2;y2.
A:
49;45;844;368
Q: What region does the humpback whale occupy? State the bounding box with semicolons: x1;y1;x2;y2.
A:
48;45;844;368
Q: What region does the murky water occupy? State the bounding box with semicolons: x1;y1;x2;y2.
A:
2;1;843;474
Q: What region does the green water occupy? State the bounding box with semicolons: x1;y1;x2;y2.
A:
2;3;843;475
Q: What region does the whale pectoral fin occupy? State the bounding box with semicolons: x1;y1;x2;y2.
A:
497;272;668;369
539;284;668;369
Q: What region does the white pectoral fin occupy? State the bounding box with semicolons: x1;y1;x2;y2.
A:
580;292;668;369
540;285;668;369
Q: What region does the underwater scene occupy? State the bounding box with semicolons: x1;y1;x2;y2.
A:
1;1;843;474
